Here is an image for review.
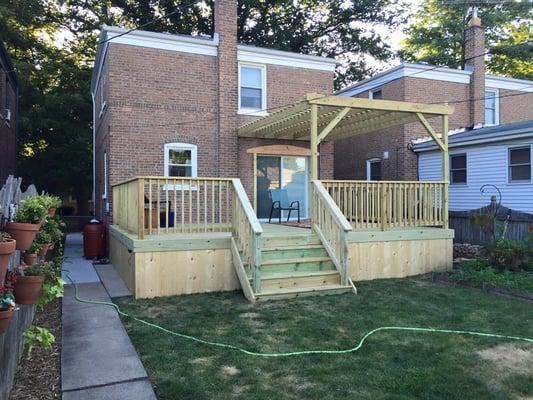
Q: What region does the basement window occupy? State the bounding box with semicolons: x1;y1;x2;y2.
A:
239;63;267;115
450;154;467;185
369;89;383;100
508;146;531;183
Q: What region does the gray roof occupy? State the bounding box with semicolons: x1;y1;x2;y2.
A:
412;119;533;152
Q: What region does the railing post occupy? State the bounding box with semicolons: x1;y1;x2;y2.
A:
380;183;387;231
137;177;144;239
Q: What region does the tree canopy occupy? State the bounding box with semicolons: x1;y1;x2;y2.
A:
400;0;533;80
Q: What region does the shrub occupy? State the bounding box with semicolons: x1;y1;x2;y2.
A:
38;195;61;210
484;239;529;272
14;197;47;224
23;326;55;357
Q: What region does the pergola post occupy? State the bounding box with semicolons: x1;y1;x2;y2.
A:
441;114;449;229
310;103;319;221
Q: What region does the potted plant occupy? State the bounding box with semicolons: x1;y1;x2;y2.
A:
38;195;62;217
35;230;52;257
0;285;16;334
0;232;16;283
41;218;64;249
23;242;41;265
13;261;48;305
6;197;47;251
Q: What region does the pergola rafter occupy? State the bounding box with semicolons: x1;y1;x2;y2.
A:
238;93;454;228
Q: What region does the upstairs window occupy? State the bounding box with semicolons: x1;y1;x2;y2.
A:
164;143;197;177
508;146;531;183
239;64;266;114
369;89;383;100
366;158;382;181
485;89;499;125
450;154;467;184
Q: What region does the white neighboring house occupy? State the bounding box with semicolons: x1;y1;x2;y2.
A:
412;120;533;213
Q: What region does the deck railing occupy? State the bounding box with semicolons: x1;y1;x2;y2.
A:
231;179;263;292
311;180;352;286
321;180;446;230
112;177;262;289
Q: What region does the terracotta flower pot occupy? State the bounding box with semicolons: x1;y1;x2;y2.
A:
0;239;16;283
5;222;39;251
48;208;56;217
23;252;38;265
0;308;14;334
14;275;44;305
38;243;50;257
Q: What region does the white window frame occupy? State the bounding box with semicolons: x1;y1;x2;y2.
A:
484;88;499;126
99;73;107;118
449;153;467;185
102;151;108;199
508;145;531;184
369;89;383;100
238;62;267;116
164;143;198;178
366;158;382;181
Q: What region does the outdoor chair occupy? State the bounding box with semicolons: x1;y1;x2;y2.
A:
268;189;300;223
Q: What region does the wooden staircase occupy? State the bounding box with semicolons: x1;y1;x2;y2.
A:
232;230;353;302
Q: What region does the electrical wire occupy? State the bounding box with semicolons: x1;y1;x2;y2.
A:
63;269;533;358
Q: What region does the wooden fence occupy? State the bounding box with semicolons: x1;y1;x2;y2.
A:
321;180;446;230
450;200;533;244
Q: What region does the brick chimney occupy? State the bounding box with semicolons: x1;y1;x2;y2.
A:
464;8;486;126
214;0;238;177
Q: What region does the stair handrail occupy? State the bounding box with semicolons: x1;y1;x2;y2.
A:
311;180;353;286
231;179;263;293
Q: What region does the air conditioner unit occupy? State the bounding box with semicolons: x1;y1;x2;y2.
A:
4;109;11;122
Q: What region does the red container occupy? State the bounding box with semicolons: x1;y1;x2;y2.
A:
83;222;106;260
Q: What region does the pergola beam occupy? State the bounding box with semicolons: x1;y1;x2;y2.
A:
416;113;445;151
317;107;351;143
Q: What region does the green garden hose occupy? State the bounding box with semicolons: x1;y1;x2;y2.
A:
64;270;533;358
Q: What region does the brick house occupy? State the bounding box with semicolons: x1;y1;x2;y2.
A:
334;16;533;182
90;0;337;222
0;41;18;183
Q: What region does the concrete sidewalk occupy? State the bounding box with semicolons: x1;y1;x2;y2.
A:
61;234;156;400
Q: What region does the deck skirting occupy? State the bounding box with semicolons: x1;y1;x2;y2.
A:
109;225;453;299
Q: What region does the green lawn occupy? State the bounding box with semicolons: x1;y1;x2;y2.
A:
116;278;533;400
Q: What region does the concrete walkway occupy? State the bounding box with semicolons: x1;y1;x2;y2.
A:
61;234;156;400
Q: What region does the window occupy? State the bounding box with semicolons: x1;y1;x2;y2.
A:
366;159;382;180
102;151;108;199
99;74;107;117
485;89;499;125
239;64;266;114
450;154;467;184
369;89;383;100
508;146;531;183
164;143;197;177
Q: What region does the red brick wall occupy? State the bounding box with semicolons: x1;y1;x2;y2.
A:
499;89;533;123
0;71;17;183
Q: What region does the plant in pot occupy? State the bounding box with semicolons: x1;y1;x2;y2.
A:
35;230;52;257
38;195;62;217
0;284;16;334
41;217;64;250
13;261;51;305
23;242;41;265
0;232;16;283
6;197;47;251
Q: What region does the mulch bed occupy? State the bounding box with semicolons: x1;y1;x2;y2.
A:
9;299;61;400
432;273;533;303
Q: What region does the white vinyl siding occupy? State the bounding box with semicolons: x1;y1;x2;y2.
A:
418;139;533;213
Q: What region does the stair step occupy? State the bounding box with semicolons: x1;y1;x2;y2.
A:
261;245;328;261
255;284;353;301
262;235;321;248
260;257;335;273
261;270;340;279
260;270;340;291
262;256;332;266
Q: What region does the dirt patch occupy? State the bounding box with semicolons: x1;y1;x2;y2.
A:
221;365;240;376
145;305;166;318
282;374;315;391
478;343;533;374
189;356;216;366
9;299;61;400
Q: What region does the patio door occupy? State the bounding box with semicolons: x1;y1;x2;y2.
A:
256;155;308;220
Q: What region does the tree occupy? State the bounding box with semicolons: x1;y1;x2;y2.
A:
400;0;533;80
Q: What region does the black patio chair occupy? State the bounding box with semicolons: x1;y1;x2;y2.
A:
268;189;300;223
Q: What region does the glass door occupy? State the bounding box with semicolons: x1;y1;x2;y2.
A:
256;155;308;220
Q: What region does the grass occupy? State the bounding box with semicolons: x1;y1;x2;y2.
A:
449;260;533;293
116;278;533;400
